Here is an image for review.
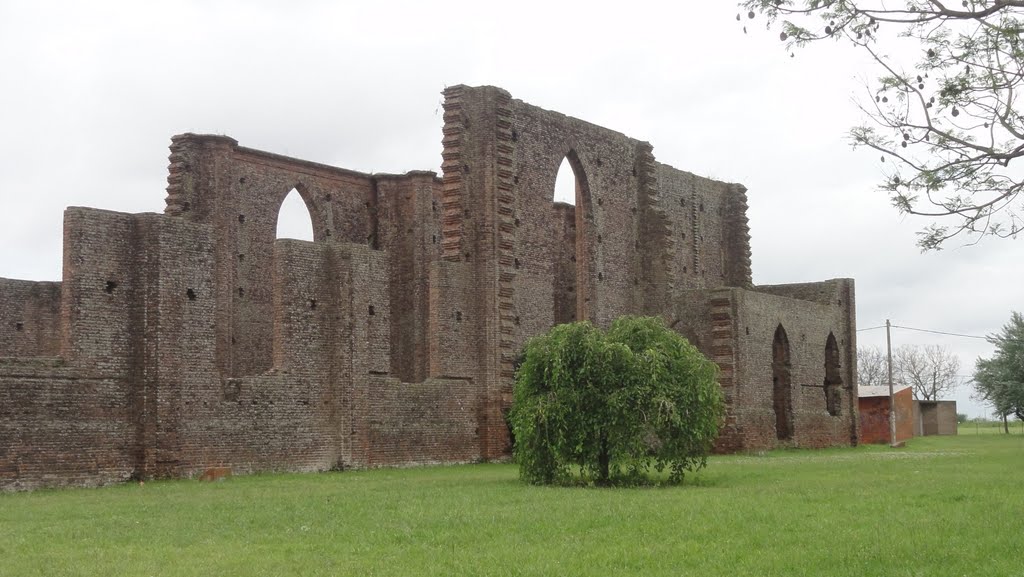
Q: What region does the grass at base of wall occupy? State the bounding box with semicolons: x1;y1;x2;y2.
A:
2;435;1022;577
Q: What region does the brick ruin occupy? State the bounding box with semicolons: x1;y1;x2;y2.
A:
0;85;859;490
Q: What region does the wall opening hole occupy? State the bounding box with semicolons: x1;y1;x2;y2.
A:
597;234;602;243
745;326;750;335
368;305;375;316
513;176;519;184
514;218;521;227
432;235;437;244
432;200;437;213
187;288;196;301
277;188;314;241
15;322;24;332
238;253;245;261
182;202;191;212
513;258;520;269
455;311;462;323
310;299;318;310
238;214;245;224
597;198;603;206
324;194;332;202
105;280;118;294
511;129;518;142
598;272;603;281
238;287;244;298
464;252;471;261
514;316;520;326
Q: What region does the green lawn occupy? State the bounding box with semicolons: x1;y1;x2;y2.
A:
2;435;1022;577
959;420;1024;435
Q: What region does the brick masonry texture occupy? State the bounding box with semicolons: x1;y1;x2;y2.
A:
0;85;859;490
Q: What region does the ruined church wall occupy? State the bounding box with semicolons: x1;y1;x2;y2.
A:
655;164;753;299
374;173;443;383
1;207;169;490
60;207;139;375
506;94;646;335
366;376;481;467
0;360;135;491
164;135;381;380
426;260;484;381
729;280;858;450
0;279;61;358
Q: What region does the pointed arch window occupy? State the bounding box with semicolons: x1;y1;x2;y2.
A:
824;332;843;416
552;152;592;324
276;188;314;241
772;324;794;440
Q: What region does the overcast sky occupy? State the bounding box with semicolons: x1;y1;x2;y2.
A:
1;1;1019;418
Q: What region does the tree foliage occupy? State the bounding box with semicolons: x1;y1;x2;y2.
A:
508;316;724;486
741;0;1024;249
894;343;962;400
974;311;1024;421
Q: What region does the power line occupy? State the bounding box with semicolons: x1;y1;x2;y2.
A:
891;325;989;340
859;322;1024;345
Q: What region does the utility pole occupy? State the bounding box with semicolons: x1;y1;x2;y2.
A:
886;319;896;446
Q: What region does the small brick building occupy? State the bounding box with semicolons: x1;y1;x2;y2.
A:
0;85;859;490
913;400;958;436
858;385;914;444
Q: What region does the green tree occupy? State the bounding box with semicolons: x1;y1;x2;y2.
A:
509;316;723;486
973;311;1024;429
741;1;1024;250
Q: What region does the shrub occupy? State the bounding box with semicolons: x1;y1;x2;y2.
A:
509;316;723;485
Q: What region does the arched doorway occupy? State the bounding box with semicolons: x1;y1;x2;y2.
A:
772;324;794;440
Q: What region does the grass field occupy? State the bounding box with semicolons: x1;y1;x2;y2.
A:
2;435;1022;577
959;420;1024;435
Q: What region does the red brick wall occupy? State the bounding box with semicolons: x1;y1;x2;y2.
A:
860;387;914;444
0;280;61;357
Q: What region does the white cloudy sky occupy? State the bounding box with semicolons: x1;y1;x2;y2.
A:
1;1;1019;417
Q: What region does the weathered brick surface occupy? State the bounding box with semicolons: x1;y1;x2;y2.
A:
0;84;858;491
0;279;61;357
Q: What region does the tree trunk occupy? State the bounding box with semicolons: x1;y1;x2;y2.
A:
598;434;610;485
1003;414;1009;434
